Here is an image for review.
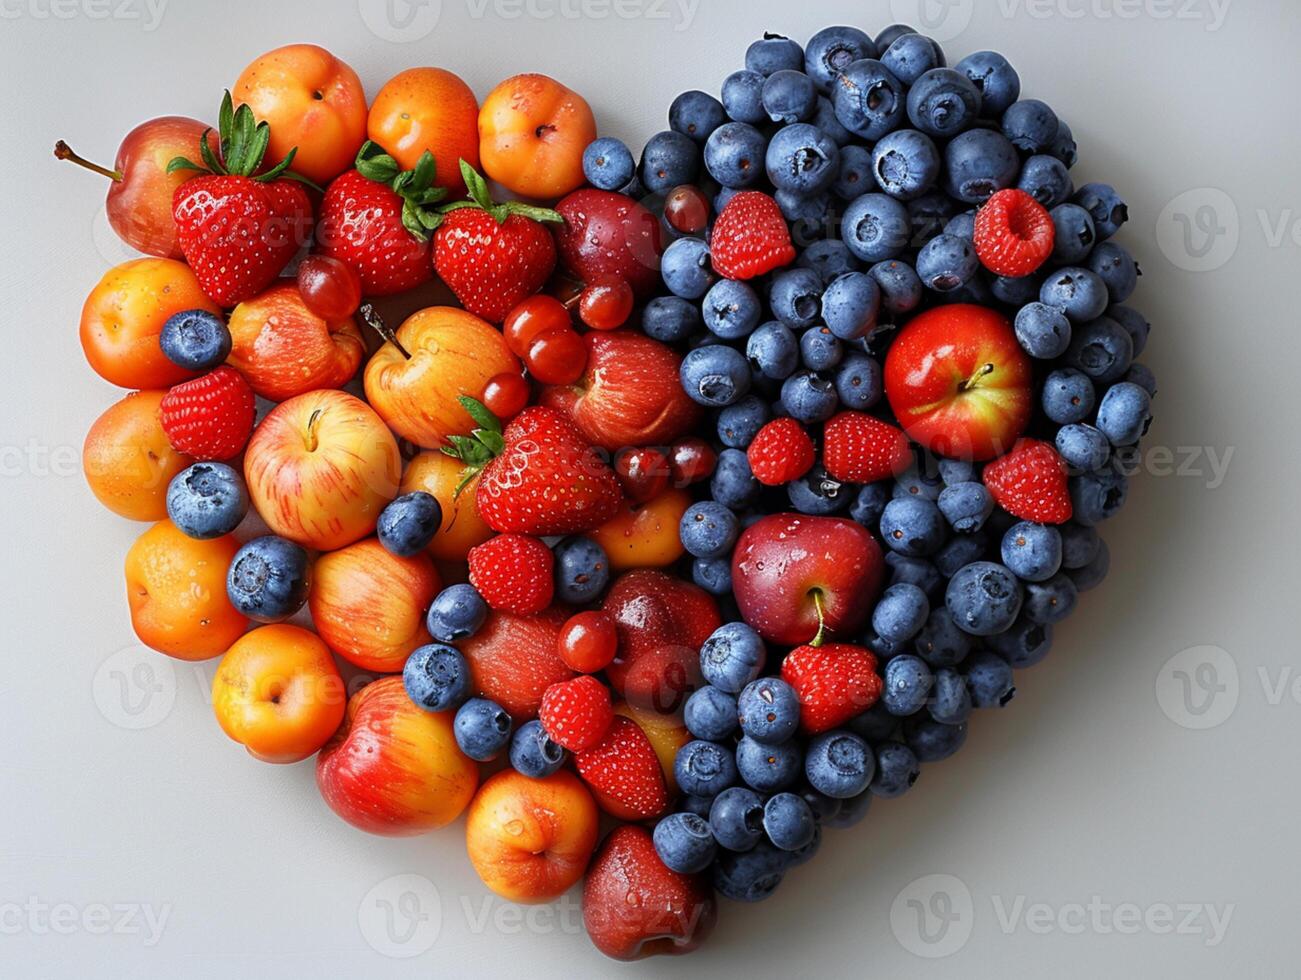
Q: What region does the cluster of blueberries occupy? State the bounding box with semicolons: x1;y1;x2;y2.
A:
576;24;1155;902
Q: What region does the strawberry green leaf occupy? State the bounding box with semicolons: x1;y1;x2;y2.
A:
410;150;437;191
473;428;505;456
400;201;434;241
166;155;209;175
198;130;223;176
218;91;235;162
355;140;401;184
458;396;502;436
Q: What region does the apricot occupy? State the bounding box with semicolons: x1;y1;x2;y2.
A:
124;520;247;660
588;488;691;570
478;74;596;199
368;67;480;193
400;451;495;561
84;390;193;521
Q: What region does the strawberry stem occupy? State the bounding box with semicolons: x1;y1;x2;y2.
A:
54;141;122;182
358;303;411;360
438;159;564;226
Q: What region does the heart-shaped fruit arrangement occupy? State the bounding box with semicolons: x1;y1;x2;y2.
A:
66;28;1153;961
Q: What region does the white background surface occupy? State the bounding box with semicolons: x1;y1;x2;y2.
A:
2;0;1298;976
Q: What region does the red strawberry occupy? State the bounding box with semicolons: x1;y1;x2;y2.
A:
747;417;815;486
159;366;256;461
539;675;614;752
974;188;1055;277
780;643;883;734
446;399;621;537
574;715;670;820
709;190;796;280
170;92;314;307
467;533;555;615
314;142;446;296
822;411;912;484
433;162;562;323
458;606;574;721
982;438;1073;524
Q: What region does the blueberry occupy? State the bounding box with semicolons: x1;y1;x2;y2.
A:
762;71;817;125
869;259;924;315
711;448;761;509
874;23;915;50
870;742;920;797
1073;182;1128;240
929;667;972;724
1040;267;1109;322
426;583;489;642
1056;423;1112;471
681;345;751;406
845;482;889;530
582;138;635;191
847;701;900;743
873;583;931;645
965;651;1016;708
702;279;762;340
453;697;513;762
642;295;702;343
721;69;768;124
894;464;943;499
737;677;800;743
880;496;947;557
670;90;726;143
886;553;944;600
775;188;832;228
937;481;993;533
834;352;883;410
1070;468;1129;525
1002;99;1058;153
712;842;788;902
990;618;1054;668
159;309;231;372
1017;154;1072;208
798;239;860;283
640;130;699;194
819;272;880;341
1088;241;1140;304
943;128;1019;204
907;68;980;139
1067;537;1110;591
1125;362;1157;397
1059;523;1101;570
935;532;990;579
781;371;839;423
763;793;816;851
832;144;874;200
675;739;738;797
1109;305;1151;358
946;561;1024;635
680;501;739;560
703;121;768;188
166;462;248;539
1096;381;1153;446
769;267;825;328
954;50;1021;117
990;273;1041;306
822;788;872;829
799;327;843;372
403;643;471;712
547;538;608;607
905;715;968;762
866;130;938;203
376;491;442;557
654;812;717;874
1024;574;1078;626
717;396;768;448
805;25;878;91
1049;202;1097;264
841;192;910;261
692;557;733;596
1065;316;1134;384
916;233;979;292
746;321;800;379
915;607;973;668
806;730;874;798
509;719;566;778
788;465;851;516
1041;368;1096;425
661;237;714;298
811;96;854;145
735;735;803;793
938;458;977;486
769;125;839;199
882;654;934;716
227;536;310;623
1050;117;1078;167
746;32;804;76
832;59;906;139
685;685;739;741
697;623;768;695
882;33;945;85
1014;301;1072;359
1001;522;1063;582
710;786;767;851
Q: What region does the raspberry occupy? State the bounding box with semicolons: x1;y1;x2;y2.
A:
747;418;815;486
539;675;614;752
468;533;555;615
974;188;1055;277
710;191;796;280
159;366;256;461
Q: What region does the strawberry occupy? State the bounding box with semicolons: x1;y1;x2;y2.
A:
780;643;883;734
457;606;574;721
444;398;621;537
822;411;912;484
982;438;1073;524
539;675;614;752
747;417;815;486
159;366;256;461
314;142;446;296
974;188;1055;277
574;715;670;821
467;533;555;615
169;92;315;307
709;190;796;280
433;161;563;323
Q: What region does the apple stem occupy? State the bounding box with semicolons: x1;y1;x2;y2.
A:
358;303;411;360
53;140;122;182
810;589;827;648
958;362;995;392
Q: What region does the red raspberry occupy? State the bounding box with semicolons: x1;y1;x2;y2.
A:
982;438;1073;524
539;675;614;752
747;417;815;486
822;411;912;484
468;533;555;615
974;189;1055;277
710;191;796;280
159;366;256;461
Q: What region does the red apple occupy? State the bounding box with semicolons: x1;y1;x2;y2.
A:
884;303;1032;461
553;189;663;298
457;607;575;721
541;332;701;452
583;826;716;961
731;514;885;646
